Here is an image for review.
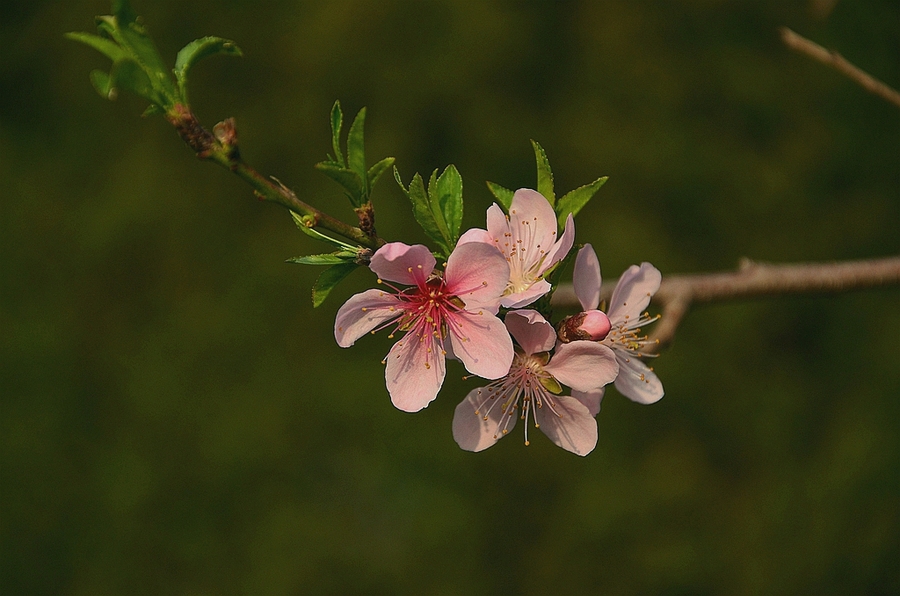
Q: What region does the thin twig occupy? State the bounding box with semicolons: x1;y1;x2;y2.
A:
780;27;900;110
553;255;900;349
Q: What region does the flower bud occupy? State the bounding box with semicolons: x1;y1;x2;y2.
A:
557;310;612;343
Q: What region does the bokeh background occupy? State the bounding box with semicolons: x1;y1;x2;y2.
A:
3;1;899;593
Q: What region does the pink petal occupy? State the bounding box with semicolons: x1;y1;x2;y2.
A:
508;189;559;258
447;310;513;380
613;355;664;404
384;324;446;412
571;388;605;417
369;242;435;286
607;262;662;324
499;279;551;309
452;387;513;452
542;212;575;273
456;227;495;247
574;244;602;311
535;395;598;456
544;341;618;393
445;242;510;314
504;309;556;355
334;289;403;347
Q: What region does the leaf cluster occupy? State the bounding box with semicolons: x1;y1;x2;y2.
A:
487;140;607;230
315;101;395;209
66;0;241;115
393;165;464;260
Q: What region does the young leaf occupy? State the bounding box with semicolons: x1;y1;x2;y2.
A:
174;36;242;104
290;212;356;250
532;140;555;206
367;157;395;191
286;252;357;266
426;169;453;246
395;168;449;256
555;176;608;229
329;101;344;166
89;70;114;99
110;58;157;104
434;165;463;246
312;262;358;307
346;108;368;190
486;181;514;211
314;163;364;203
64;32;125;62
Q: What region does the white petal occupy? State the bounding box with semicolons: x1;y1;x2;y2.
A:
607;263;661;323
614;355;664;404
544;341;618;393
508;189;559;260
499;279;551;309
573;244;601;311
535;395;598;456
571;388;605;417
452;387;513;452
542;213;575;273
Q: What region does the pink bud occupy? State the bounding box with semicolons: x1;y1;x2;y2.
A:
557;310;611;343
579;310;611;340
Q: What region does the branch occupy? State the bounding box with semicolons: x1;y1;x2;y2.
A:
553;255;900;350
166;105;385;250
780;27;900;110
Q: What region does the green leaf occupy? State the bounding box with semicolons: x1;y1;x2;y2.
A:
64;32;125;62
434;165;463;245
286;252;357;266
486;181;514;211
110;58;156;104
142;104;164;117
174;36;242;104
426;169;453;248
555;176;608;229
367;157;395;191
314;163;364;204
312;262;358;307
532;140;555;206
395;168;450;256
89;69;114;99
346;107;367;186
69;4;178;112
112;0;138;25
329;101;344;166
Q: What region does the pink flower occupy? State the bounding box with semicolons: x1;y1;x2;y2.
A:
335;242;514;412
452;309;618;455
570;244;664;413
459;189;575;309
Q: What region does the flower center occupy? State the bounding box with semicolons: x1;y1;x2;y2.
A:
473;352;563;446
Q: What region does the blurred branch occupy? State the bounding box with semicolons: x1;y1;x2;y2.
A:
553;255;900;350
780;27;900;110
166;105;385;250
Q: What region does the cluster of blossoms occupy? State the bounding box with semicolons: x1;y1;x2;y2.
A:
335;189;664;455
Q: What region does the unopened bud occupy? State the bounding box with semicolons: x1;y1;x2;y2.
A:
557;310;611;343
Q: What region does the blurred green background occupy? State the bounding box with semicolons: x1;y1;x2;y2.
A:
2;1;899;594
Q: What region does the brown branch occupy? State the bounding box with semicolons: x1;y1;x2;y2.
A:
553;255;900;350
166;105;385;250
780;27;900;110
